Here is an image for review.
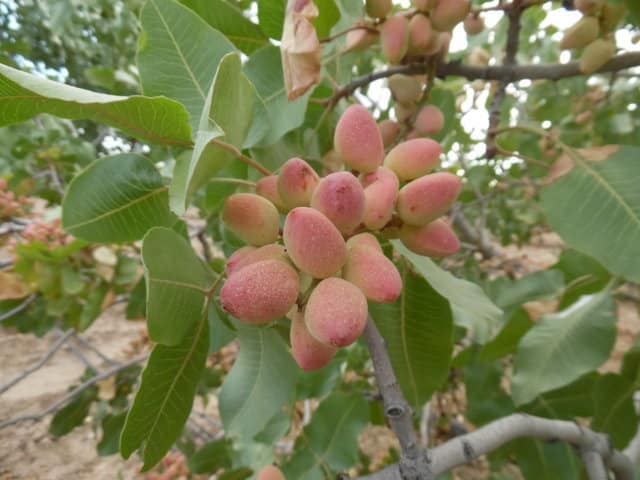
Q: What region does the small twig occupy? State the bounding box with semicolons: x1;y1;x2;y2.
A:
320;25;379;44
47;162;65;197
0;294;37;323
486;0;523;159
0;329;74;395
363;317;433;479
208;177;256;188
322;52;640;108
64;339;99;371
209;139;272;176
72;334;118;366
495;145;551;169
0;353;148;429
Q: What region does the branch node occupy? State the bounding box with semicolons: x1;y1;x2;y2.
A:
386;405;405;418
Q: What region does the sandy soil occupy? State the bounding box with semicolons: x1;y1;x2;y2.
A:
0;305;145;480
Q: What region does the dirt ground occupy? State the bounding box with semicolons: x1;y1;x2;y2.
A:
0;306;145;480
0;233;638;480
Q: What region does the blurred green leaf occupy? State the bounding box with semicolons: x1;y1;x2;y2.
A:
49;385;98;437
541;145;640;282
244;46;311;147
97;412;127;456
188;438;232;473
181;0;268;54
283;392;369;479
219;326;298;440
258;0;286;38
592;373;639;449
511;291;616;406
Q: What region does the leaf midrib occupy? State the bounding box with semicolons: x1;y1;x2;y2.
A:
400;266;419;407
144;315;206;458
225;329;266;430
517;295;609;403
65;186;168;232
300;398;359;477
571;150;640;229
149;0;206;100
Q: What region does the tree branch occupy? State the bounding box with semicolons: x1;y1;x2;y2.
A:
363;317;433;479
325;52;640;106
360;414;635;479
0;353;148;429
0;328;73;395
429;414;634;479
486;0;523;159
0;294;37;323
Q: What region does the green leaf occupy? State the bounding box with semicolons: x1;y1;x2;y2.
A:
61;265;84;295
208;301;236;353
370;264;453;408
511;291;617;406
258;0;285;39
78;281;108;331
62;154;177;243
219;468;253;480
244;46;310;147
479;308;533;362
592;373;639;448
180;0;268;54
541;146;640;282
49;385;98;437
622;337;640;382
219;326;298;440
97;412;127;456
187;438;232;473
487;270;564;312
170;52;255;214
283;392;369;479
465;362;515;425
552;249;610;309
393;241;502;343
523;373;598;419
312;0;340;37
508;438;581;480
137;0;236;131
126;277;147;319
120;317;209;471
0;63;191;146
142;227;214;345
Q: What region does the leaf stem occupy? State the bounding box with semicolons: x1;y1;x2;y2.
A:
209;177;257;188
209;139;272;176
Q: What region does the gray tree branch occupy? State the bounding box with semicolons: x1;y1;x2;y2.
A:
486;0;523;159
359;414;635;479
362;317;433;480
430;414;634;479
0;328;73;395
326;52;640;106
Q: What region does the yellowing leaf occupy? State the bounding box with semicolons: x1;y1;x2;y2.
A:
0;272;29;300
